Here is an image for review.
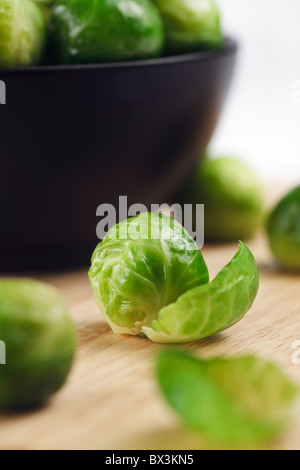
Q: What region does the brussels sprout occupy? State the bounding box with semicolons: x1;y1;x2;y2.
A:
156;350;298;446
151;0;223;54
267;186;300;270
0;0;46;67
89;212;259;343
49;0;165;64
0;279;76;410
181;157;264;242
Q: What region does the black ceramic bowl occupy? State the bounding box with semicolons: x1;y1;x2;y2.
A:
0;38;237;272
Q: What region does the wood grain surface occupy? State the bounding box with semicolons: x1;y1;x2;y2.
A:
0;187;299;450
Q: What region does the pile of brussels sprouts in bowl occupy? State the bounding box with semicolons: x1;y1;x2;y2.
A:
0;0;224;68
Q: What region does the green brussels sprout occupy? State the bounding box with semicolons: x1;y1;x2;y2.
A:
0;0;46;67
49;0;165;65
151;0;223;54
157;350;298;446
181;157;264;242
89;212;259;343
0;279;77;410
267;186;300;270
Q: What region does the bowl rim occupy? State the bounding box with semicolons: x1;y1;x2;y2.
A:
0;37;238;74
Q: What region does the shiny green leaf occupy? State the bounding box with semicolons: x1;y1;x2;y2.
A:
143;240;258;342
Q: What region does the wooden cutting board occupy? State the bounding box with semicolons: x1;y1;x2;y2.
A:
0;185;299;450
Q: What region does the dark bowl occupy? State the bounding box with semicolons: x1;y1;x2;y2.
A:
0;38;237;272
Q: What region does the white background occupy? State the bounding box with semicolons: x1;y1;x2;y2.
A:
211;0;300;182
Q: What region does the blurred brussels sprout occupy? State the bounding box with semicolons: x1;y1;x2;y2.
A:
181;157;264;242
49;0;165;64
89;212;259;343
0;279;76;410
0;0;46;67
267;186;300;270
152;0;223;53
